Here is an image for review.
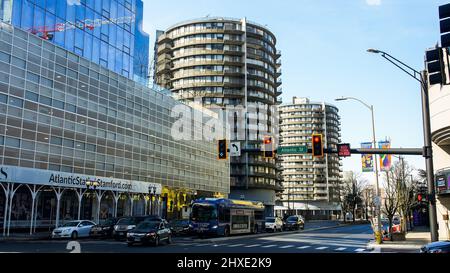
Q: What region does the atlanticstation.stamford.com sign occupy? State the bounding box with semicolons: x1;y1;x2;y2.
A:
0;166;161;195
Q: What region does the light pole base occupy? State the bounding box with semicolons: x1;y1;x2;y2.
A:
375;231;383;244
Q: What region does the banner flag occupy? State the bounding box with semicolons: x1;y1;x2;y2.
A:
379;140;392;171
361;142;374;172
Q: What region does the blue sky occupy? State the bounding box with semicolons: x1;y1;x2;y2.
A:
142;0;448;178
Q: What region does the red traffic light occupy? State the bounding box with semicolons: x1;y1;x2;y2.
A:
312;134;324;158
418;194;423;202
263;136;274;159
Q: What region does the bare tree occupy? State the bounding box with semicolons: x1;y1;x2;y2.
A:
382;169;399;240
340;173;369;222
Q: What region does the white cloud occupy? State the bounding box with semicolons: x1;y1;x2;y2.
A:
366;0;381;6
67;0;81;6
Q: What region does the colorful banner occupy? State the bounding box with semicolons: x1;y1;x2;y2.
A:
378;140;392;171
361;142;374;172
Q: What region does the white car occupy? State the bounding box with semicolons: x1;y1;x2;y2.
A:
52;220;96;239
265;217;283;232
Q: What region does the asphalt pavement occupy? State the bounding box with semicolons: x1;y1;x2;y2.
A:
0;222;375;253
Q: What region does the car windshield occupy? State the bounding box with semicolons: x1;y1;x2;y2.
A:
62;221;80;227
102;219;116;225
191;204;217;222
117;218;138;225
287;216;298;222
265;218;275;223
136;222;160;230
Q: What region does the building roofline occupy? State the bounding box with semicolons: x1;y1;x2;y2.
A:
164;17;277;42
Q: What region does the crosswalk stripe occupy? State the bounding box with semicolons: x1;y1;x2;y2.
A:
280;245;294;249
297;246;311;249
262;244;277;248
315;246;328;250
245;244;261;248
335;247;347;251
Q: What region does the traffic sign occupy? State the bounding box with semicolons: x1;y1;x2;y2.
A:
230;142;241;157
337;143;351;157
278;146;308;155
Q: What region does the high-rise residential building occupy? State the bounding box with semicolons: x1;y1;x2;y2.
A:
154;17;283;215
0;21;229;233
0;0;150;82
278;97;342;219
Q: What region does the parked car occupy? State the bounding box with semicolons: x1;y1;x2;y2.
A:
169;219;192;236
420;241;450;253
90;218;120;239
52;220;96;239
283;215;305;231
113;215;165;240
265;217;283;232
127;221;172;246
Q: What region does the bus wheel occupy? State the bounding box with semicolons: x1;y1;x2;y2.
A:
253;225;259;234
224;226;230;237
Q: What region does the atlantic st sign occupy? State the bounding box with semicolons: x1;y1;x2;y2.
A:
277;146;308;155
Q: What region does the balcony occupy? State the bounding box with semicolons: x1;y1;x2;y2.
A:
158;43;172;54
157;53;172;64
157;33;171;43
157;63;172;73
276;97;283;105
276;50;281;59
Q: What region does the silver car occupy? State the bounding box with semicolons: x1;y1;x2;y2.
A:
52;220;96;239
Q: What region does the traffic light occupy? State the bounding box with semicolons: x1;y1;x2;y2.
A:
417;193;428;203
312;134;324;158
263;136;274;159
218;139;228;160
425;47;446;85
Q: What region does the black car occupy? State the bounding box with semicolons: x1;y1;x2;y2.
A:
169;219;192;236
112;215;163;240
90;218;120;238
421;241;450;253
283;215;305;231
127;221;172;246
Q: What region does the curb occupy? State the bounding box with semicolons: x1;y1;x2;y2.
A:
192;223;352;243
0;235;51;242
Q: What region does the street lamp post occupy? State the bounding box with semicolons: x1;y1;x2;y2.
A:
367;48;439;242
335;96;383;244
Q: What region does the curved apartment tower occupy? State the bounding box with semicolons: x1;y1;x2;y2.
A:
154;17;282;215
278;97;342;219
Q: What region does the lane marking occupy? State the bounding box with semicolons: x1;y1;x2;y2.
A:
297;246;311;249
227;244;244;247
279;245;294;249
315;246;328;250
335;247;347;251
262;244;277;248
355;248;366;252
245;244;261;248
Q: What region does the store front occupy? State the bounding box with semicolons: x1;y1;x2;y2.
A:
0;166;162;236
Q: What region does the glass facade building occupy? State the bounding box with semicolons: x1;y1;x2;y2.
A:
0;0;150;82
0;22;229;233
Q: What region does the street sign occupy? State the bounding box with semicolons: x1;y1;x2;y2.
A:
337;143;351;157
373;196;381;207
230;142;241;157
278;146;308;155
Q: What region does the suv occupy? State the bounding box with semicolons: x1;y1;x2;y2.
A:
283;215;305;231
265;217;283;232
113;215;165;240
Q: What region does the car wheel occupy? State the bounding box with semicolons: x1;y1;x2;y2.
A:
167;234;172;244
154;236;160;247
71;231;78;240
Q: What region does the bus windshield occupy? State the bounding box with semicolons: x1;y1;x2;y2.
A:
191;204;217;222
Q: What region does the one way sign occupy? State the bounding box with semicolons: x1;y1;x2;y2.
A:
230;142;241;157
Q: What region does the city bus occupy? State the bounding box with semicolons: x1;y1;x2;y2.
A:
190;198;265;237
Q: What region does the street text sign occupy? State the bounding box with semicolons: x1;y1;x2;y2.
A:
278;146;308;155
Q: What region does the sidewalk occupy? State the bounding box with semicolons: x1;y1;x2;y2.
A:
0;231;51;242
368;226;431;253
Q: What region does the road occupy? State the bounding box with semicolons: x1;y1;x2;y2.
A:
0;222;376;253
